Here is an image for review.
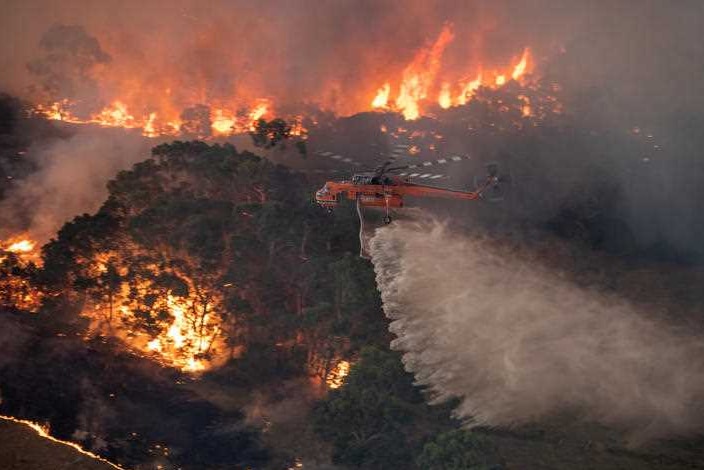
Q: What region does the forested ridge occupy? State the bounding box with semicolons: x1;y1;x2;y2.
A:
2;91;704;468
0;140;469;469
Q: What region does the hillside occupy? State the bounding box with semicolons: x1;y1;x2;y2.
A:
0;416;121;470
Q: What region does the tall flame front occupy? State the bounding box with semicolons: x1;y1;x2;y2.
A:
28;22;535;136
371;25;533;119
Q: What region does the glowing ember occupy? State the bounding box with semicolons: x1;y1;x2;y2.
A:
518;94;533;117
0;415;126;470
326;360;351;389
289;115;308;137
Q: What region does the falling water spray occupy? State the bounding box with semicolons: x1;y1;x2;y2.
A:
370;215;704;441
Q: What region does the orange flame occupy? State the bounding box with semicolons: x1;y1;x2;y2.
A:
7;239;35;254
0;236;43;312
92;101;136;128
36;99;276;138
371;83;391;108
457;73;483;105
0;415;126;470
31;26;537;131
248;100;269;124
512;48;531;81
2;235;41;265
368;26;534;116
438;82;452;109
395;24;455;120
85;260;229;373
211;108;236;136
326;360;351;389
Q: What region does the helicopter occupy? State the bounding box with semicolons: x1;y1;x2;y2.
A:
314;151;508;224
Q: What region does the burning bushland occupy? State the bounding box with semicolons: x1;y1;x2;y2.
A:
35;141;381;376
13;13;538;139
0;140;389;468
1;67;704;467
2;2;704;469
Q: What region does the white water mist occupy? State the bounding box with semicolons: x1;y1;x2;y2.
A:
370;216;704;441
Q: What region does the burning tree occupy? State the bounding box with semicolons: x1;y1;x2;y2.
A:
0;251;42;312
37;141;384;377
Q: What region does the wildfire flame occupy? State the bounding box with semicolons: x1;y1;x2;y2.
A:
2;235;41;265
394;24;455;120
30;23;536;133
35;99;276;139
85;257;229;373
438;82;452;109
0;415;126;470
326;360;351;389
457;74;483;105
210;108;237;136
6;239;35;254
371;83;391;109
512;48;530;80
0;235;42;312
369;26;533;118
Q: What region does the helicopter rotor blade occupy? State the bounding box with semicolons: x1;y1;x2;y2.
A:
396;172;446;179
314;150;365;167
373;143;412;175
386;154;472;173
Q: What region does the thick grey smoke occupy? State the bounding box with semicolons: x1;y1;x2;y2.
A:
370;216;704;441
27;24;111;110
0;127;150;242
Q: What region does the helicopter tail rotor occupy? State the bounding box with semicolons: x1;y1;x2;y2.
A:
474;162;511;202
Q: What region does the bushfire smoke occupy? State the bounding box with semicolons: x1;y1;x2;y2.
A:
370;217;704;441
0;127;150;243
0;0;554;117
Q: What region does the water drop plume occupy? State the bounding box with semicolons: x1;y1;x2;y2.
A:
370;215;704;441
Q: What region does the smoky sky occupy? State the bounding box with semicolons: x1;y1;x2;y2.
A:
2;0;704;250
1;1;702;115
0;127;151;243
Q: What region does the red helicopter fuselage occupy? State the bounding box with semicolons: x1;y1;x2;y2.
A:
315;174;484;210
